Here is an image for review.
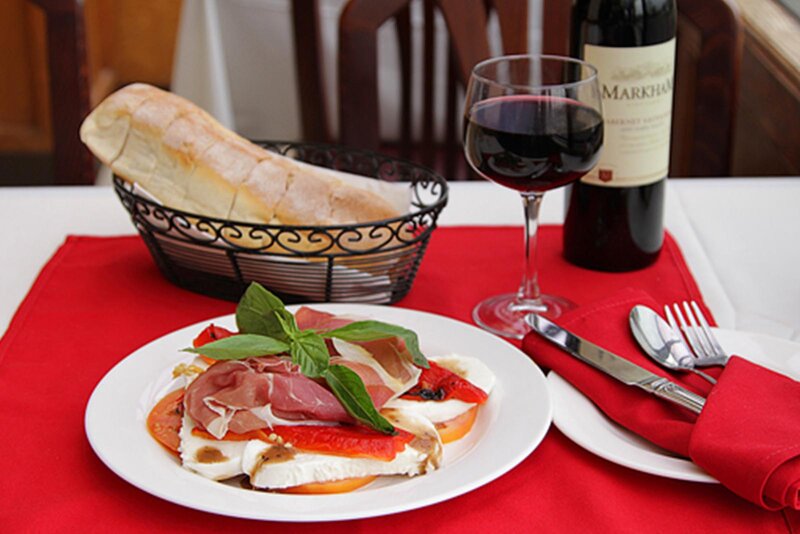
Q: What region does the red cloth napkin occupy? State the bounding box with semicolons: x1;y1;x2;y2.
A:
522;289;800;511
691;358;800;510
1;228;797;533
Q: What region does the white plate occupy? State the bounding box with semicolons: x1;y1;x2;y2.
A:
548;328;800;483
85;304;552;522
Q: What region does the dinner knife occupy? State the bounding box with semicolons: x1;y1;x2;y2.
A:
526;314;706;414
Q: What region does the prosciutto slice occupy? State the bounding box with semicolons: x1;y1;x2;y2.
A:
295;307;353;331
296;307;422;403
184;307;423;438
184;356;352;439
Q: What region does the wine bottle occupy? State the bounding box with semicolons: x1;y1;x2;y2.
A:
563;0;676;271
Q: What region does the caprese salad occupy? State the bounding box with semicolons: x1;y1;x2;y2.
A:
146;283;495;494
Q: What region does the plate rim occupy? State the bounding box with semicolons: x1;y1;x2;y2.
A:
547;372;717;483
84;304;552;522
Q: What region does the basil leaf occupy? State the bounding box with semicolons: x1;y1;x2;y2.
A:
183;334;289;360
323;364;395;434
324;320;429;368
275;308;300;338
289;331;330;378
235;283;290;342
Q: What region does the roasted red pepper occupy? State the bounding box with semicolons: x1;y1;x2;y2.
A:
191;425;414;461
401;361;488;404
192;324;235;348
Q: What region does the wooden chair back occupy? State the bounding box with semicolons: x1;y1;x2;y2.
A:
293;0;537;180
341;0;533;180
30;0;95;185
292;0;742;179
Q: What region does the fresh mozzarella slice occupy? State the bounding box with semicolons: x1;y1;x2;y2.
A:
433;354;496;394
242;441;423;489
382;406;443;469
242;408;442;490
179;414;247;481
384;354;495;424
385;397;475;423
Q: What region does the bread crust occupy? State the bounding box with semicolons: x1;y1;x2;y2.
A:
80;84;407;228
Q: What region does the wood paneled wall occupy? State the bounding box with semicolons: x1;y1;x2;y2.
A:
0;3;50;154
86;0;183;91
0;0;181;170
2;0;799;182
731;0;800;176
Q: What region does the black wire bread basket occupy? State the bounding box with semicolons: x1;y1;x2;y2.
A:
113;141;448;303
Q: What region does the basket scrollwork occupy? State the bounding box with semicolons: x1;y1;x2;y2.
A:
114;141;448;303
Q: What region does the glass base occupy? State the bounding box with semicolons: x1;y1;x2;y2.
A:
472;293;575;340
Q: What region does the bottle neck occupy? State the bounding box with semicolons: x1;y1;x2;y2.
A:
571;0;677;51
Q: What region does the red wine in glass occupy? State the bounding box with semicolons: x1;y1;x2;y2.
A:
464;95;603;193
462;55;603;338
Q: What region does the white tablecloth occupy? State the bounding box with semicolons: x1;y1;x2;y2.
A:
1;179;798;342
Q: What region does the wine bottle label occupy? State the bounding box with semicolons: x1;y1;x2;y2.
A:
582;39;676;187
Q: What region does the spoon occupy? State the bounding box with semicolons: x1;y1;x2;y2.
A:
629;305;717;384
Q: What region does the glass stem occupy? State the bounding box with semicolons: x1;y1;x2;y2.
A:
515;192;547;312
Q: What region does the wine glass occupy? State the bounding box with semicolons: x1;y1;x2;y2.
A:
463;55;603;339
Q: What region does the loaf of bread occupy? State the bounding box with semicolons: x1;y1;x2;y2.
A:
80;83;408;229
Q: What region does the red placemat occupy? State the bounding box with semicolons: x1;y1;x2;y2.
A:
0;227;796;533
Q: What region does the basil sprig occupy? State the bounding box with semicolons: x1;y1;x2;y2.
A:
323;321;428;368
183;334;289;360
235;284;291;342
290;331;330;378
324;364;395;434
183;283;427;434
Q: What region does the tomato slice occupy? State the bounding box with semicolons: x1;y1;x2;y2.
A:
279;476;377;494
436;405;479;444
191;427;272;442
401;361;488;404
192;424;414;461
146;389;185;456
192;324;236;364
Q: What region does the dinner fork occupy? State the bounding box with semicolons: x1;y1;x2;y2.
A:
664;301;730;367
